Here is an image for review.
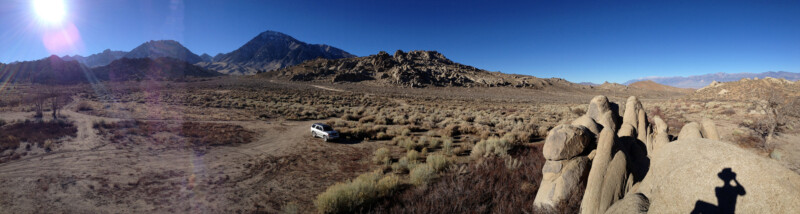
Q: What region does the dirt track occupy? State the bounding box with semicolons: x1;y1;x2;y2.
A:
0;101;380;213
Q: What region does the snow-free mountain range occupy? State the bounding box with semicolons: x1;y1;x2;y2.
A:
2;30;798;88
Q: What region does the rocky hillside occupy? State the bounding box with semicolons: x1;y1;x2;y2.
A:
62;49;128;67
264;50;579;89
93;57;220;81
0;55;89;84
692;77;799;101
628;80;695;93
197;31;355;75
124;40;204;64
624;71;800;89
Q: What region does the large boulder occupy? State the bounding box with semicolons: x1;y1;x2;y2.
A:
678;122;703;140
649;116;670;154
581;128;617;214
572;115;601;136
604;193;649;214
534;156;591;208
617;123;637;138
587;96;621;132
596;151;629;214
700;119;720;141
543;125;594;161
621;96;649;144
637;139;800;213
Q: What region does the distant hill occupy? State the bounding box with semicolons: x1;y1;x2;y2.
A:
628;80;695;93
579;82;600;86
692;77;799;102
198;30;355;75
263;50;580;89
0;56;217;84
124;40;204;64
624;71;800;88
0;55;91;84
93;57;220;81
62;49;128;67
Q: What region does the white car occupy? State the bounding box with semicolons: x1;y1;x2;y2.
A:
311;123;339;142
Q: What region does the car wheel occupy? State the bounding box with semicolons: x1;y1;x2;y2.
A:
323;135;329;142
312;132;317;138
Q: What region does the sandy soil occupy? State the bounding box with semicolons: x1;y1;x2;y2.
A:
0;101;381;213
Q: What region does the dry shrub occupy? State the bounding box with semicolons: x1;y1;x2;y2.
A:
442;137;454;156
409;164;437;186
370;145;546;213
732;131;764;150
372;148;391;166
339;125;389;141
426;154;449;172
406;150;420;163
0;119;77;154
94;120;254;147
571;107;586;115
471;137;513;159
314;170;401;214
720;108;736;116
76;101;93;111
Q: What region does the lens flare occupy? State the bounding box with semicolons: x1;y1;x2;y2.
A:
32;0;66;25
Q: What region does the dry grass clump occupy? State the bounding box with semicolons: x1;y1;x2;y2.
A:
372;148;391;166
369;145;546;213
406;150;421;163
471;137;514;159
313;170;401;214
442;137;454;156
426;154;449;172
409;164;437;186
0;119;77;154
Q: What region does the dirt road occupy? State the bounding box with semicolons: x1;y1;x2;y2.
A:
0;103;380;213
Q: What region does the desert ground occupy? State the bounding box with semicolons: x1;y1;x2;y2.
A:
0;76;798;213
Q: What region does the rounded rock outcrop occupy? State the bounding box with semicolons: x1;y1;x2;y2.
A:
543;125;594;161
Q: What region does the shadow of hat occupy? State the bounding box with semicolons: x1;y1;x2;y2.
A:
718;168;736;180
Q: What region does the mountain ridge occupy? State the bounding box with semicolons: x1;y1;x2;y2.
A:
198;30;356;75
124;40;204;64
624;71;800;88
62;49;128;67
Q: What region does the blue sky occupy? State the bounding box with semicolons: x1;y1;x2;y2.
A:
1;0;799;83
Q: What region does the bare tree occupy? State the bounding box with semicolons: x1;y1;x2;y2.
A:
750;91;789;148
28;88;46;118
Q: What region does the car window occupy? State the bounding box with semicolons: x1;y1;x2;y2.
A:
322;125;333;131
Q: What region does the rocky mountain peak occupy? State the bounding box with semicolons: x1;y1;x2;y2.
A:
198;30;355;75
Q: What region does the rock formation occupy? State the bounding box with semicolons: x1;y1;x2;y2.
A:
534;95;800;214
534;124;595;208
266;50;586;89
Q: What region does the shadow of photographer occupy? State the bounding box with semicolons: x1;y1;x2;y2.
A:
691;168;746;214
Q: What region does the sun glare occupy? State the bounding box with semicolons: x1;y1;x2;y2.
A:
32;0;66;25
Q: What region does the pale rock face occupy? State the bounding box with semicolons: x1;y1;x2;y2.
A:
700;119;720;141
595;151;629;214
572;115;601;137
543;125;594;161
617;123;637;138
678;122;703;140
649;116;670;154
587;95;620;132
580;129;617;214
533;156;591;208
637;139;800;213
603;193;649;214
